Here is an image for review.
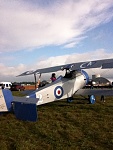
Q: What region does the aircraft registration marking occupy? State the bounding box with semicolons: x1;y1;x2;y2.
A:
0;104;6;109
54;86;64;99
80;61;96;68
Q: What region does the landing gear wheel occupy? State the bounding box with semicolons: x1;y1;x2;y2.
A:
67;97;73;103
89;95;96;104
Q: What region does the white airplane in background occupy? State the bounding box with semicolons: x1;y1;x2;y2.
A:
0;58;113;122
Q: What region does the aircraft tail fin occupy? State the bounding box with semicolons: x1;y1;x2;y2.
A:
0;89;13;112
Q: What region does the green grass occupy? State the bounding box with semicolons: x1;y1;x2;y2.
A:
0;92;113;150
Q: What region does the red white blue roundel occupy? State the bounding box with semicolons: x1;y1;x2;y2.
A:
54;86;64;99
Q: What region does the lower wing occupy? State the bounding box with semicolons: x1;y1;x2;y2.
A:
75;89;113;96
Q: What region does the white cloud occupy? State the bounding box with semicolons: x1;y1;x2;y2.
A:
0;0;113;52
64;36;87;48
0;63;26;76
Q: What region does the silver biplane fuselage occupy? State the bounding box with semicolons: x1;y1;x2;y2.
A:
27;70;89;105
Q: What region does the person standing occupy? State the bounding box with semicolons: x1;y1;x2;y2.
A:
101;95;105;102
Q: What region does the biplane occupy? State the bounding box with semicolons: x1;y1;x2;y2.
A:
0;58;113;122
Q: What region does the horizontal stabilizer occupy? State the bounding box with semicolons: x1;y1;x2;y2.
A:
75;89;113;96
13;96;38;104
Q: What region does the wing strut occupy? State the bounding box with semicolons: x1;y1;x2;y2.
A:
34;73;41;90
34;73;37;90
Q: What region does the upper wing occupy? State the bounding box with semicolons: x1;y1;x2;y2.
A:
102;62;113;69
17;65;66;76
18;58;113;76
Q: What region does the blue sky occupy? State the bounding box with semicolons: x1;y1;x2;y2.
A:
0;0;113;82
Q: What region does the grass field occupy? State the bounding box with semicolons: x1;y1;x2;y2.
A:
0;91;113;150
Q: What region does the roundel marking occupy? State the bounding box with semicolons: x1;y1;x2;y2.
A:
54;86;64;99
